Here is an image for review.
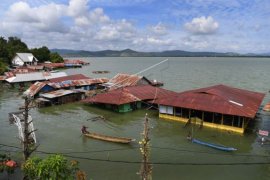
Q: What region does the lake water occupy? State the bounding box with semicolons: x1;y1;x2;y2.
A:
1;57;270;180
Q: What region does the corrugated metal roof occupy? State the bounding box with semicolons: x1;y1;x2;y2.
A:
64;59;89;65
49;78;109;88
5;72;67;83
82;85;177;105
23;82;47;97
105;73;151;90
156;84;265;118
49;74;90;83
4;72;15;78
6;72;46;83
45;72;67;80
23;78;108;97
42;63;65;69
16;53;38;62
40;89;81;99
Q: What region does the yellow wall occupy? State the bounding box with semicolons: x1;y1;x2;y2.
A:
159;114;244;134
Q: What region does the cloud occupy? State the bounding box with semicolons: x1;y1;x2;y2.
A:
184;16;219;35
5;1;68;33
149;22;168;36
0;0;269;53
95;19;135;41
68;0;89;17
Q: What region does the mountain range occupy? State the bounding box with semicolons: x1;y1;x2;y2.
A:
51;48;270;57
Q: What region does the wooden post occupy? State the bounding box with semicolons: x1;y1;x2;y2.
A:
200;111;204;129
22;96;38;161
140;113;152;180
221;114;224;125
23;97;30;161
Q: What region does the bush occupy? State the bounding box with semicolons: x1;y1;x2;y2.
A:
22;154;86;180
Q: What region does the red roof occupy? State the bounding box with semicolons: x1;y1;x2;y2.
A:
156;84;265;118
41;63;65;69
49;74;90;83
82;85;177;105
64;59;89;65
107;73;152;90
49;78;109;88
23;81;47;97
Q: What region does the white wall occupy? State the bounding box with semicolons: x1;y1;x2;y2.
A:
12;56;24;66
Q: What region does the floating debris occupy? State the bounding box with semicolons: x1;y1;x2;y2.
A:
92;71;110;74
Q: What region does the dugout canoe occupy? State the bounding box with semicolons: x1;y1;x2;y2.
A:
84;132;135;144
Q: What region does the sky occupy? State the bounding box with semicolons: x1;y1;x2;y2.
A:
0;0;269;53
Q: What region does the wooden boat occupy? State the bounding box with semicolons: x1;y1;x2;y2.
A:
192;138;237;152
84;132;135;144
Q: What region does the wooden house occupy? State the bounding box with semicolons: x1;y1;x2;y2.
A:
103;73;153;90
156;84;265;134
82;85;177;113
12;53;38;66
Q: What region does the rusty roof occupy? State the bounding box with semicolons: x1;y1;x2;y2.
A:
41;63;65;68
106;73;152;90
49;78;108;88
82;85;177;105
40;89;82;99
49;74;90;83
64;59;89;65
23;82;48;97
156;84;265;118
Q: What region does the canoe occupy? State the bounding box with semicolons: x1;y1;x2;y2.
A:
192;138;237;152
84;132;135;144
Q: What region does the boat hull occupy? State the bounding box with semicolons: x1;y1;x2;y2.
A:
84;132;134;144
192;138;237;152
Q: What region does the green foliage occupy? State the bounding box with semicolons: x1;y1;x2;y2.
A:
7;37;29;63
31;46;51;63
22;154;86;180
0;60;8;75
50;52;64;63
0;37;9;64
0;154;16;175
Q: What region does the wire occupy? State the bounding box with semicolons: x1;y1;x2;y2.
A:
108;59;169;89
1;143;270;161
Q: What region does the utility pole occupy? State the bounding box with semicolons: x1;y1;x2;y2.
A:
22;96;38;161
139;113;152;180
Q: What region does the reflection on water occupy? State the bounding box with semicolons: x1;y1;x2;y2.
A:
1;57;270;180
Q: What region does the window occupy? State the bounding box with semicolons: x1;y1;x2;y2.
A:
159;105;174;115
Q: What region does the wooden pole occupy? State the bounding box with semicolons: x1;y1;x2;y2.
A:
22;96;38;161
140;113;152;180
23;97;30;161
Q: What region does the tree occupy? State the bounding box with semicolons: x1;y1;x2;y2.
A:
0;37;9;64
22;154;86;180
0;60;7;75
50;52;64;63
7;37;29;64
31;46;50;63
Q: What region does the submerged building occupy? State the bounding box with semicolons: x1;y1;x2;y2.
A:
156;84;265;134
102;73;160;90
82;85;177;113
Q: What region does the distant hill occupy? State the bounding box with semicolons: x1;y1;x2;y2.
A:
50;48;270;57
